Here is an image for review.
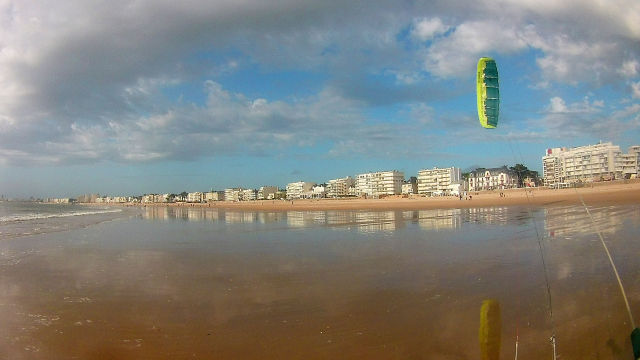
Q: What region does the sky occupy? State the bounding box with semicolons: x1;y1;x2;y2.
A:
1;0;640;199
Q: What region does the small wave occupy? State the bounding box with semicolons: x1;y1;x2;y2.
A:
0;209;123;222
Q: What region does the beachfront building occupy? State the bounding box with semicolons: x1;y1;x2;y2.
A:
241;189;257;201
187;192;203;203
96;196;130;203
417;167;461;196
311;185;327;198
628;146;640;178
326;176;354;198
622;153;637;178
225;188;245;202
468;166;517;191
543;154;561;188
447;182;466;196
355;170;404;198
204;191;224;202
76;194;100;203
257;186;278;200
402;177;418;195
286;182;315;199
273;190;287;200
542;142;639;187
47;198;71;203
141;194;170;203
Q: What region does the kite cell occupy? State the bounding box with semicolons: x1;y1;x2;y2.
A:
477;57;499;129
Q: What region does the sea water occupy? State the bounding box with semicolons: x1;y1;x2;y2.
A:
0;203;638;359
0;201;133;240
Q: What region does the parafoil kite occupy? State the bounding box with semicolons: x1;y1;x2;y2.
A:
477;57;499;129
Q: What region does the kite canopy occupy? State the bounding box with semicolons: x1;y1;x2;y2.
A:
477;57;499;129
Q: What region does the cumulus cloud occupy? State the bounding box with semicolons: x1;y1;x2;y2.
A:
533;96;640;141
420;21;530;78
632;81;640;99
409;103;435;124
534;37;619;85
1;0;640;166
612;103;640;118
410;0;640;84
412;17;450;41
618;60;639;77
546;96;603;114
0;78;441;165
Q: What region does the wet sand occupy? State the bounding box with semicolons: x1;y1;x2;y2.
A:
1;203;639;359
140;179;640;211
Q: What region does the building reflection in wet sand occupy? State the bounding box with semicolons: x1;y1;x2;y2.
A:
141;206;525;232
1;205;639;359
544;205;639;238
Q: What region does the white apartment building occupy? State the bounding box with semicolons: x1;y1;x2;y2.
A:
187;192;203;202
629;146;640;178
326;176;355;198
241;189;257;201
542;142;639;187
622;153;637;178
286;181;315;199
542;154;561;187
257;186;278;200
204;191;225;202
141;194;170;203
417;167;461;196
468;166;517;191
225;188;244;202
355;170;404;197
76;194;100;203
47;198;71;203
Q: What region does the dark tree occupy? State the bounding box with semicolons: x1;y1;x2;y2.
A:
509;164;539;187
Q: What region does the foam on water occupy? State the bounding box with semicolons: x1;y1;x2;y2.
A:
0;208;122;222
0;202;137;240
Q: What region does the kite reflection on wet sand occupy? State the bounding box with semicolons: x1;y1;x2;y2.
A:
476;56;640;359
479;299;501;360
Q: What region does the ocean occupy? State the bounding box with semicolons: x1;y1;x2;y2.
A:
0;202;638;359
0;201;134;240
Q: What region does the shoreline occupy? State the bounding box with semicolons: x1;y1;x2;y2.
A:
118;179;640;211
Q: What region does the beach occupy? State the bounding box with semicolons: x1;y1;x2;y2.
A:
1;183;640;359
138;179;640;211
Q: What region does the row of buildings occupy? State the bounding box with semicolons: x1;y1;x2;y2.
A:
46;141;639;204
543;142;640;188
58;167;518;204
